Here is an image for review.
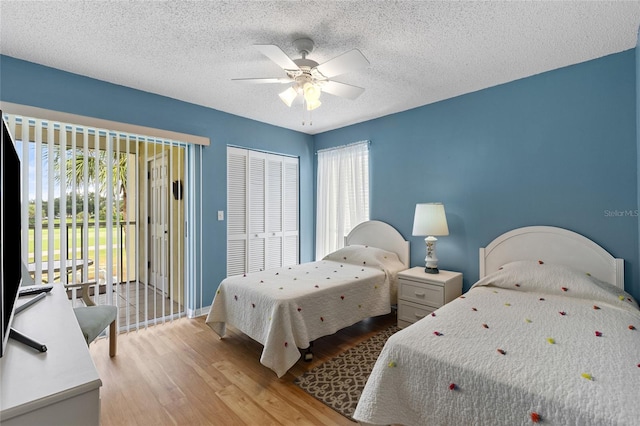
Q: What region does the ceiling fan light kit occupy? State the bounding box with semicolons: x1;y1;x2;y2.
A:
278;86;298;107
234;37;369;120
305;98;321;111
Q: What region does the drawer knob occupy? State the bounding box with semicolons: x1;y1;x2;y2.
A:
415;292;425;297
415;313;425;319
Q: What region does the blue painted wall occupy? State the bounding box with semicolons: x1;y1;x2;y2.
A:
315;50;639;301
0;55;315;309
2;49;638;304
637;29;640;303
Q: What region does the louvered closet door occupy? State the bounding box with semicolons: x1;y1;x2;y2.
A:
227;147;299;276
283;157;299;266
265;154;283;270
248;151;266;273
227;147;248;276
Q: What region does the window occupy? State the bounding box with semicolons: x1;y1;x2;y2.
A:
315;141;370;259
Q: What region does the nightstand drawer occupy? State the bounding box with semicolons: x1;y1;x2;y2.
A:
397;268;462;329
399;280;443;307
398;300;435;327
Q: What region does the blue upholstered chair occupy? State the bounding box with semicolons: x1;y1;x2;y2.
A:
22;262;118;356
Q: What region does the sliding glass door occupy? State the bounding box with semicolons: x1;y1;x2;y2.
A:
4;113;189;331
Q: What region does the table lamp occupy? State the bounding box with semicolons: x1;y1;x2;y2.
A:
412;203;449;274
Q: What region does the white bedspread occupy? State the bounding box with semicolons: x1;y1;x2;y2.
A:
355;261;640;426
206;245;406;377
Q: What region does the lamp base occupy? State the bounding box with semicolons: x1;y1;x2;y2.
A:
425;267;439;274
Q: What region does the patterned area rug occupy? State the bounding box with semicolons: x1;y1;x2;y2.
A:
294;325;400;420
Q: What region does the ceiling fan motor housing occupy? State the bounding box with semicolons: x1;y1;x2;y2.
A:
293;37;315;57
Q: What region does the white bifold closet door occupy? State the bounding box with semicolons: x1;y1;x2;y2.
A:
227;147;298;276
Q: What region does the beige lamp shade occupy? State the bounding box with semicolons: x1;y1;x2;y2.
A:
412;203;449;236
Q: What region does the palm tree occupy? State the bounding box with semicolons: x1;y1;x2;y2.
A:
39;140;131;283
49;146;129;221
66;150;129;220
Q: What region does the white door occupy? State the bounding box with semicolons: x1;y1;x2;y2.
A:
265;155;283;270
227;147;248;276
149;152;169;296
227;147;299;276
282;157;299;266
248;151;266;273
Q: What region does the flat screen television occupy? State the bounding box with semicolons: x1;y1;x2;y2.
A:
1;111;22;357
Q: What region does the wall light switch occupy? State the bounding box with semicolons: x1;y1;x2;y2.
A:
217;211;224;221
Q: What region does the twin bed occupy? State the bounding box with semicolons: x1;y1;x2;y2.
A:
206;223;640;424
355;226;640;425
206;220;409;377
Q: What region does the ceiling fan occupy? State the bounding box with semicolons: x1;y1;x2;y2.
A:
233;38;369;111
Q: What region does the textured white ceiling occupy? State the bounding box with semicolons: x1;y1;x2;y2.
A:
1;1;639;135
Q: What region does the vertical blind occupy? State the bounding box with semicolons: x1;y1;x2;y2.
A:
315;141;370;259
5;113;193;334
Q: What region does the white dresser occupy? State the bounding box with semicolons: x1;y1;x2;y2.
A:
397;267;463;328
0;285;101;425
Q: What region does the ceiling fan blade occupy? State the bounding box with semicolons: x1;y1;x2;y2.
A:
321;81;365;100
232;77;292;84
315;49;369;78
254;45;300;71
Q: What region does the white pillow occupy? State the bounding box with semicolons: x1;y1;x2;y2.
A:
323;245;405;273
473;260;639;311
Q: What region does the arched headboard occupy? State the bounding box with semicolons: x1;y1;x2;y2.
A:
479;226;624;288
345;220;410;268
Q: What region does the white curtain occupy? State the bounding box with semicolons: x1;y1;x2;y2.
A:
315;141;369;259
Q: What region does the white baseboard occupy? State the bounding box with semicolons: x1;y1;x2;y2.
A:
187;305;211;318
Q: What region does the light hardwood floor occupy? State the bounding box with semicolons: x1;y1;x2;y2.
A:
87;282;182;326
89;312;396;425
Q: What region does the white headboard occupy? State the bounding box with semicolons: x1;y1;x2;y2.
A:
479;226;624;289
345;220;410;268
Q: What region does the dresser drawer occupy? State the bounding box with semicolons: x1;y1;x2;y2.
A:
398;300;435;327
398;280;443;307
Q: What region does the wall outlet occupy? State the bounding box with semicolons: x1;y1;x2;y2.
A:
217;211;224;221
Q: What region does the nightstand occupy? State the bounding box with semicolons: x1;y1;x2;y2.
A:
397;267;463;328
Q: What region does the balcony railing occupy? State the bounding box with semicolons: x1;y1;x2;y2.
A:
28;220;136;285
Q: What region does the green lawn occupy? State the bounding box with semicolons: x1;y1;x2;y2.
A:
28;223;129;281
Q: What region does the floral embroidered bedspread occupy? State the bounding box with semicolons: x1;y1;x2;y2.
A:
206;245;406;377
355;261;640;425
